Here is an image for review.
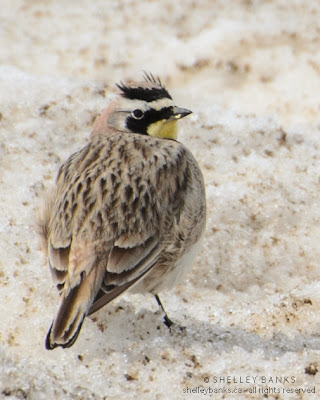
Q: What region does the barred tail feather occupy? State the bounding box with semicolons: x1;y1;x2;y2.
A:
46;262;105;350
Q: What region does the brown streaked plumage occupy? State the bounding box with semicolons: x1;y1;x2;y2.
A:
38;73;206;349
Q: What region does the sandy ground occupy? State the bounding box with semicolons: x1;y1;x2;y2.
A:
1;1;320;399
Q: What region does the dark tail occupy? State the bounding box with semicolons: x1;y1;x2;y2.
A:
46;263;105;350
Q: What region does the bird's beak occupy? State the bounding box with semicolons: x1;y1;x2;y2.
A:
170;106;192;121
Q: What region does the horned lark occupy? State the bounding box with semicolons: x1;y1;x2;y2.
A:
38;73;206;350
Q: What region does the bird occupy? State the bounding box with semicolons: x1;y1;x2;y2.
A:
38;73;206;350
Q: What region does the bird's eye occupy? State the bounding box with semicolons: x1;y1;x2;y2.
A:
132;109;144;119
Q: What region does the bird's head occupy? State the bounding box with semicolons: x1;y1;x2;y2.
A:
93;73;192;140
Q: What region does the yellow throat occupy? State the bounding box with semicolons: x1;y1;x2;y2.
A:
147;120;178;140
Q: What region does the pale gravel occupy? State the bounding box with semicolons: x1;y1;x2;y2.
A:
1;1;320;399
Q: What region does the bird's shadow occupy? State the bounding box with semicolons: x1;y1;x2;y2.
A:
81;299;320;362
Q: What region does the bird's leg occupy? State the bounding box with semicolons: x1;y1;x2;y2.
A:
154;294;174;328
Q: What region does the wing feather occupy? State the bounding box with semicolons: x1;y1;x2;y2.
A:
41;134;196;349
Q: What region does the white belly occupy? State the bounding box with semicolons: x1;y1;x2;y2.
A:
132;236;204;294
161;237;203;291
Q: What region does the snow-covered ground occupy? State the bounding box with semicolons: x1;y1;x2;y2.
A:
1;1;320;399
